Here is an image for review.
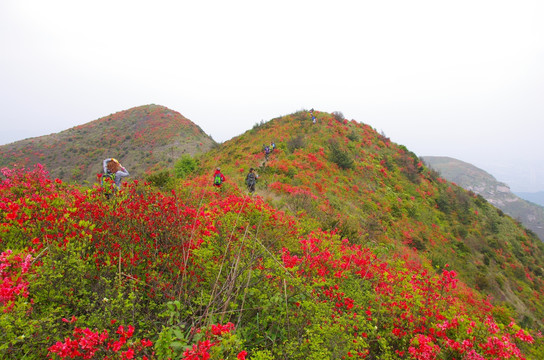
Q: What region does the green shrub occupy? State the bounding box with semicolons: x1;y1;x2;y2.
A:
329;142;354;170
146;170;172;189
253;120;266;129
287;135;305;153
332;111;344;122
174;154;198;179
346;130;359;142
475;273;489;290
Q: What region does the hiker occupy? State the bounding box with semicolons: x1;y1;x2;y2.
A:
309;108;316;124
213;167;225;188
245;168;258;193
264;145;271;160
270;142;276;151
102;158;130;198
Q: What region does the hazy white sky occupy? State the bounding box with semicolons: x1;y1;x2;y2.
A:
1;0;543;191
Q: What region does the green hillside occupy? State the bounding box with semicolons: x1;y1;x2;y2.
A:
0;104;216;184
195;111;544;327
1;109;543;359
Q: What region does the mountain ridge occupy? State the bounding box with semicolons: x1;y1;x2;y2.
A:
2;107;544;358
194;111;544;326
422;156;544;241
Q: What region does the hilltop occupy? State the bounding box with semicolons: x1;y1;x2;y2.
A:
0;104;216;184
1;109;544;359
196;111;544;324
422;156;544;241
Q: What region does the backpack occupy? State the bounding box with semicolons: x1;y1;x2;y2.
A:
101;173;116;197
101;173;115;186
214;173;222;185
246;173;256;186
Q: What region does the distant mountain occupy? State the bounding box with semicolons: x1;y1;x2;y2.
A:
0;104;216;184
516;191;544;208
422;156;544;241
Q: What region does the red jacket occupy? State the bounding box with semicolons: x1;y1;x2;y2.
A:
213;170;225;185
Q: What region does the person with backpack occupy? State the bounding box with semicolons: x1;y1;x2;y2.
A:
309;108;317;124
102;158;130;198
213;167;225;188
245;168;258;193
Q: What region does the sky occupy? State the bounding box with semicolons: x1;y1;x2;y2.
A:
1;0;543;192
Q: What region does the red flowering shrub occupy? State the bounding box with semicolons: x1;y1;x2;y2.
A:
0;249;32;311
2;114;544;360
48;324;153;360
